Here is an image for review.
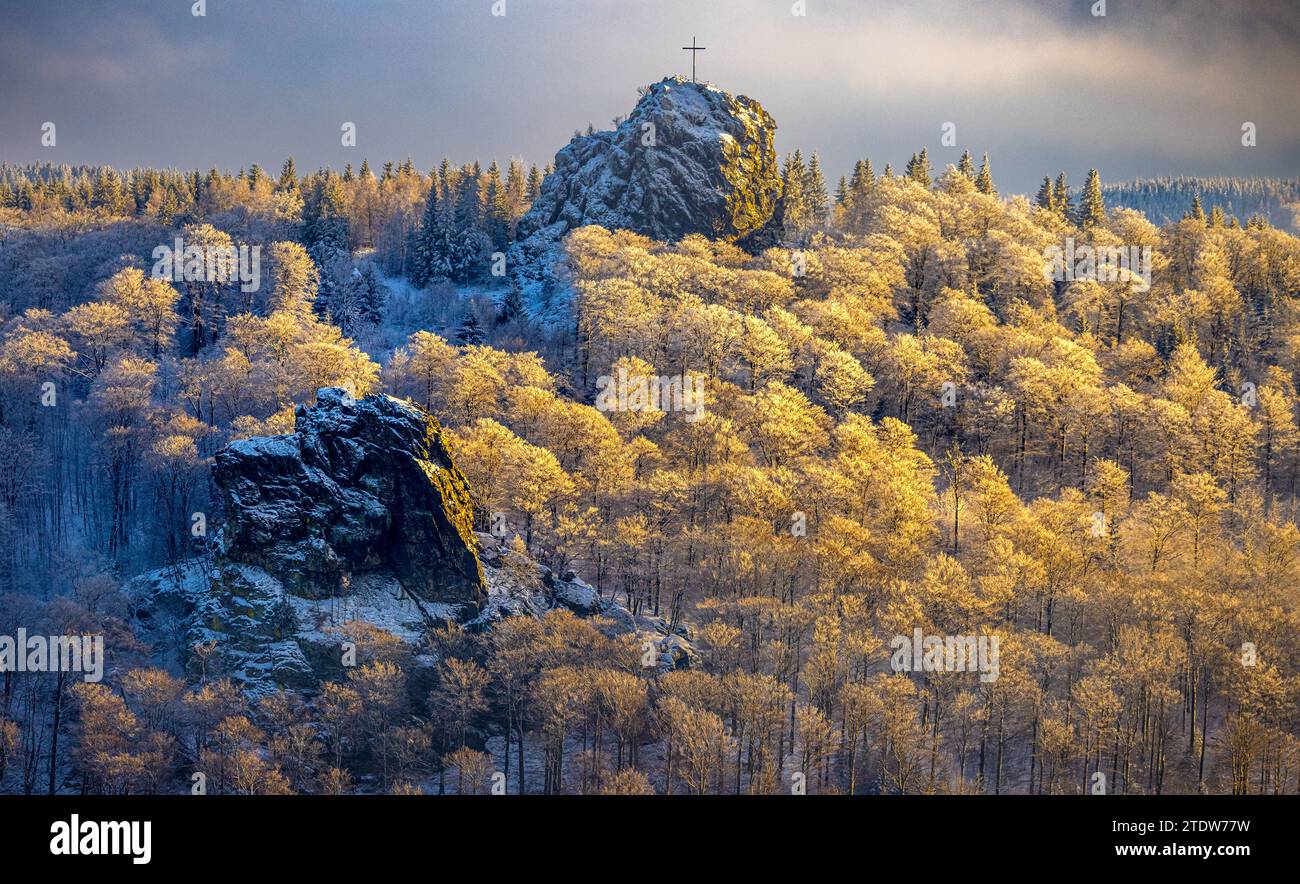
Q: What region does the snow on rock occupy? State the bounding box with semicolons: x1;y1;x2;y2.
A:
510;77;783;323
128;533;696;696
213;387;486;608
127;397;696;695
469;532;698;671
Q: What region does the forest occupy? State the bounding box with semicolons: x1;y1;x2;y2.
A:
1;146;1299;796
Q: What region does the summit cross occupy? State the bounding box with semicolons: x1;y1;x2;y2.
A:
681;36;706;83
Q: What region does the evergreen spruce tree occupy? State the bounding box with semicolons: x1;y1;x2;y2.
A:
448;167;489;283
158;186;179;225
781;150;809;240
304;174;349;254
1053;172;1072;221
130;171;149;214
357;263;385;326
843;159;875;232
1035;176;1056;211
526;164;543;203
848;160;865;197
483;161;510;251
975;153;996;196
439;158;453;197
1185;194;1206;222
498;284;525;323
958;150;975;179
908;148;932;186
455;310;487;346
504;159;527;224
835;176;850;216
92;168;126;214
804;152;830;230
1209;205;1225;227
277;157;299;193
1078;169;1106;228
410;182;444;287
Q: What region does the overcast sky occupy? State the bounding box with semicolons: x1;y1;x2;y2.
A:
1;0;1297;193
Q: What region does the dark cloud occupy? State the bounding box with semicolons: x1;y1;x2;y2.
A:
0;0;1295;193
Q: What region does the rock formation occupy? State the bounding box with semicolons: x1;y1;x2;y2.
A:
130;390;694;694
511;77;783;320
213;387;486;608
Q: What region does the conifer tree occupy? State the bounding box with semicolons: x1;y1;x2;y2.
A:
448;167;489;283
504;160;527;222
498;284;525;323
804;152;830;230
410;183;446;287
356;264;385;326
835;176;850;214
918;148;933;184
455;311;487;346
304;174;349;255
843;159;875;232
526;164;543;203
1185;194;1206;222
1035;176;1055;211
906;148;932;186
975;153;995;196
781;151;809;240
483;161;510;251
1078;169;1106;228
92;168;127;214
1052;172;1072;221
958;150;975;179
847;160;865;204
277;157;299;193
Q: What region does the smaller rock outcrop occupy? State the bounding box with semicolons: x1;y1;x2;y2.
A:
213;388;486;609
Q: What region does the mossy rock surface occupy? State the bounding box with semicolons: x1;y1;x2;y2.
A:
213;387;487;608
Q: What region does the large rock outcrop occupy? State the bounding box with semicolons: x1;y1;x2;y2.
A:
511;77;783;320
213;387;486;608
128;389;695;695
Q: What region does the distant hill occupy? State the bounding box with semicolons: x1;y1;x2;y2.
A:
1102;176;1300;229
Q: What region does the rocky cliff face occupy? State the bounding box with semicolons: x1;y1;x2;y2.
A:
213;387;486;608
511;77;783;320
130;394;696;695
